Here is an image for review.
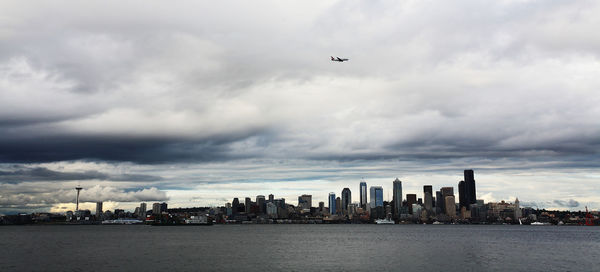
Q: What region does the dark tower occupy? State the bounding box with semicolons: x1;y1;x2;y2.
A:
232;198;239;214
75;185;82;211
464;169;476;207
406;194;417;214
341;188;351;212
458;180;467;210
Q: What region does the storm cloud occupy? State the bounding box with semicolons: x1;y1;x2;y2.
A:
1;0;599;211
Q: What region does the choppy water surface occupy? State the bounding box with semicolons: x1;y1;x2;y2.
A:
1;224;598;271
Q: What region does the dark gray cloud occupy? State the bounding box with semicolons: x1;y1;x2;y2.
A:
553;199;580;208
0;166;162;183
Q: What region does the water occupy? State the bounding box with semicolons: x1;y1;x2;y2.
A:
1;225;598;271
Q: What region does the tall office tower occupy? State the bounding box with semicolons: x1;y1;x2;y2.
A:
256;195;266;214
245;197;251;213
464;169;476;207
458;180;467;210
232;198;240;214
96;202;103;218
160;202;168;213
335;197;341;215
360;181;367;209
274;198;286;208
369;186;384;208
268;194;274;203
75;186;83;211
298;194;312;209
406;194;417;214
441;187;454;198
266;202;278;218
435;191;444;214
329;193;336;215
139;203;147;218
392;178;403;218
445;195;456;217
424;185;433;212
441;187;454;216
319;201;325;212
152;202;161;215
341;188;351;212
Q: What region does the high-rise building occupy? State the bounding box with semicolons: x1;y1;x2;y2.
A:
256;195;266;214
423;185;433;212
335;197;341;215
298;194;312;209
329;192;336;215
435;191;443;214
341;188;351;212
139;203;147;218
266;202;278;218
441;187;454;197
360;181;367;209
152;202;161;215
95;202;103;218
319;201;325;212
369;186;383;208
268;194;274;203
441;187;454;216
160;202;167;213
245;197;251;213
445;195;456;217
458;180;467;210
392;179;402;217
232;198;240;214
464;169;477;207
406;194;417;214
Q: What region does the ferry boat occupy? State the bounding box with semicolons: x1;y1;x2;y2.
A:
375;218;395;225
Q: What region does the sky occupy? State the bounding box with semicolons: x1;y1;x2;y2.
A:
1;0;599;214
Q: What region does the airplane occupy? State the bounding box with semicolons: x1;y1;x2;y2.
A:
331;56;349;62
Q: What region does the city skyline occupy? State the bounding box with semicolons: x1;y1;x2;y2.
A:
1;1;600;213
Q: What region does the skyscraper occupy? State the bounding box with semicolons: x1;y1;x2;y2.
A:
268;194;274;203
369;186;383;208
464;169;477;207
458;180;467;210
298;194;312;210
435;191;443;214
341;188;351;212
245;197;251;213
423;185;433;212
256;195;266;214
139;203;147;219
96;202;103;218
152;202;161;215
232;198;239;214
360;181;367;209
406;194;417;214
445;195;456;217
392;178;402;218
335;197;341;215
441;187;454;198
160;202;167;213
329;192;336;215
